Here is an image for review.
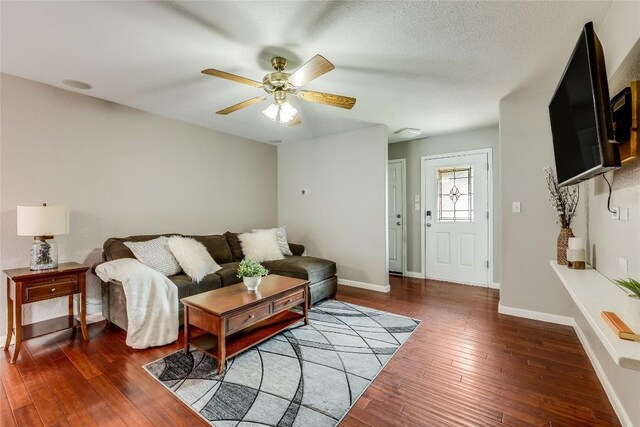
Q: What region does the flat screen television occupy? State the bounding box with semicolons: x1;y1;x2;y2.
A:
549;21;620;187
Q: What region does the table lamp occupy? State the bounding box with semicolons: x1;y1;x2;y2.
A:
17;203;69;270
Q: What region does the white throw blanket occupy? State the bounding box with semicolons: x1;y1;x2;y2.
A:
96;258;178;349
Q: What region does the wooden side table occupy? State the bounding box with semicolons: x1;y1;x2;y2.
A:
4;262;90;364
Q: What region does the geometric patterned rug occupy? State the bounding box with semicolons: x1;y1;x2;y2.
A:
143;300;420;426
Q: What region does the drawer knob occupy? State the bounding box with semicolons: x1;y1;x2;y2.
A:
50;288;56;292
286;299;292;304
248;314;255;319
51;279;56;282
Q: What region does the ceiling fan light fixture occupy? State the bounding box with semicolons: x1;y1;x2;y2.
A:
279;101;297;124
262;103;279;121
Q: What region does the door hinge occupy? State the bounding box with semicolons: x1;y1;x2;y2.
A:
486;211;489;220
485;260;489;268
486;162;489;171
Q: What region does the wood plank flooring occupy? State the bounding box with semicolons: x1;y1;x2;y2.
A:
1;276;620;426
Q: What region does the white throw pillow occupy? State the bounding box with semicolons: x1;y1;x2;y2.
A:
251;226;292;256
124;236;181;276
167;236;221;282
239;229;284;262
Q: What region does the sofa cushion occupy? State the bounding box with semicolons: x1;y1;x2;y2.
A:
262;256;336;284
224;232;244;261
215;261;241;286
103;234;181;261
189;234;233;264
170;273;221;299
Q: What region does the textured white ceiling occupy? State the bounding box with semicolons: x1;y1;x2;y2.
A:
0;1;613;144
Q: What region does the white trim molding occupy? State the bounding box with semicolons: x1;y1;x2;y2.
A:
572;320;633;427
497;302;574;326
403;271;425;279
489;282;500;289
498;302;631;426
338;278;390;293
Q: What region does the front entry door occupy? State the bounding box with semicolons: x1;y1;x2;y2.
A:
424;152;489;285
388;160;404;274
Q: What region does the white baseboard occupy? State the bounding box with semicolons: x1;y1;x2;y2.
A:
338;278;390;293
572;320;632;427
403;271;424;279
497;302;574;326
489;282;500;289
498;303;629;426
0;313;105;347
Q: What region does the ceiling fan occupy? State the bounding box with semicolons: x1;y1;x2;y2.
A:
202;54;356;126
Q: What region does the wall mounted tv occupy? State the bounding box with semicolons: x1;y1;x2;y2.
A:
549;21;620;187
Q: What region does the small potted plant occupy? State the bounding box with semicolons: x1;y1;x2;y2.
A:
237;258;269;291
613;278;640;329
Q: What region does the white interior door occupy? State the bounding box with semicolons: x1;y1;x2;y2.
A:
424;152;489;285
388;160;405;274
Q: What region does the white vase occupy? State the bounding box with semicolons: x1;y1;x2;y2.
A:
622;295;640;331
243;276;262;291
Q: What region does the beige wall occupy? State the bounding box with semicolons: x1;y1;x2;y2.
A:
277;125;389;289
0;74;278;333
388;126;500;282
500;3;640;424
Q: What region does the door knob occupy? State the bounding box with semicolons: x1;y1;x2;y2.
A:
426;223;432;227
396;214;401;218
396;221;401;226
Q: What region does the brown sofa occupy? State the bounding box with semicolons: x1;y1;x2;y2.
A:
99;232;337;331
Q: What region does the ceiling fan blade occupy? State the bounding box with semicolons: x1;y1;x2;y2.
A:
288;114;302;126
202;68;264;88
297;90;356;110
287;54;335;87
216;97;266;115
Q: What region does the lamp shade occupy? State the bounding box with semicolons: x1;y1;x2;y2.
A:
17;205;69;236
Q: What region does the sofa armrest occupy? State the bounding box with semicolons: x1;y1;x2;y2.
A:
288;243;305;256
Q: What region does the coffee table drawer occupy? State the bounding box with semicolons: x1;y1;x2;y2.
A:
227;303;272;334
273;290;305;312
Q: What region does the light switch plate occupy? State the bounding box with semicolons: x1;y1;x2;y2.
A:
512;202;521;213
620;207;629;221
414;194;420;202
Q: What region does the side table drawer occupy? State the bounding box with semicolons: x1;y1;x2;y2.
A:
227;303;271;334
24;275;79;303
273;290;305;312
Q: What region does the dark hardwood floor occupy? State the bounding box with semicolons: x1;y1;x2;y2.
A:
1;276;619;426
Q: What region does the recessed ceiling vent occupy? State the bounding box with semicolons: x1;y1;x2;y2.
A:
394;128;422;138
62;80;92;90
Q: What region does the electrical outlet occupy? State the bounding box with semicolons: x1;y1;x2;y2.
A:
611;207;619;220
414;194;420;202
619;257;628;274
414;202;420;211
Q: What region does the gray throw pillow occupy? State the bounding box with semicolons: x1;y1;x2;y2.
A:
124;236;182;276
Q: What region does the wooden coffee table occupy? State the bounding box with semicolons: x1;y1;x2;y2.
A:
181;274;309;374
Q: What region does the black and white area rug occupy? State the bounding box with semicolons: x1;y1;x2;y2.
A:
144;300;420;427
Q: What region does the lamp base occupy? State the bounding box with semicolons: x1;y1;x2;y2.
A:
29;237;58;271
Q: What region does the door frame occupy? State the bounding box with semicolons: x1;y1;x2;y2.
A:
388;158;407;276
420;148;493;286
